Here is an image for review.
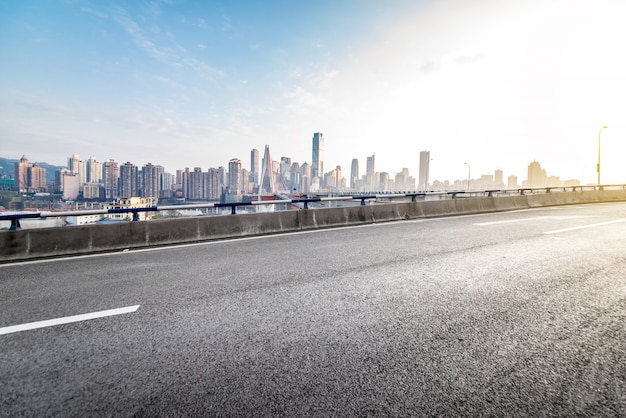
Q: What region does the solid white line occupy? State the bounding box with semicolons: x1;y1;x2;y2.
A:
0;305;140;336
543;219;624;235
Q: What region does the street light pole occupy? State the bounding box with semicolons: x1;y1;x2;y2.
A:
597;125;608;185
464;162;470;190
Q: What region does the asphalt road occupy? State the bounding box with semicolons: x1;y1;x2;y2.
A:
1;202;625;417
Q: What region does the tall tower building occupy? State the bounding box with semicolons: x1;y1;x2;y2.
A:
206;168;221;200
366;153;376;191
301;162;311;194
366;154;375;175
14;155;31;192
226;158;242;202
141;163;162;201
119;162;138;197
418;150;430;190
28;163;46;191
527;161;546;188
350;159;359;190
494;169;504;188
290;162;301;193
189;167;204;200
87;156;103;184
311;132;324;181
250;148;260;187
104;160;119;199
68;154;80;173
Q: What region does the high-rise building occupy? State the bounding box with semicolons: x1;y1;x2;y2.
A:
28;163;46;191
104;160;119;199
290;162;301;193
312;132;324;181
494;169;504;188
397;168;416;191
527;161;546;188
366;153;375;176
61;172;79;200
141;163;162;201
350;159;359;190
366;153;376;190
14;155;31;192
300;162;311;194
68;154;87;188
119;162;138;197
161;172;174;197
206;168;221;200
250;148;259;187
226;158;242;202
181;168;190;199
188;167;204;200
418;151;430;190
379;172;390;191
87;156;103;184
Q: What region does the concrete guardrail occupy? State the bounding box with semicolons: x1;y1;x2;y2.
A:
1;189;625;262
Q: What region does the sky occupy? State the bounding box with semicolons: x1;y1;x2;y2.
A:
1;0;625;185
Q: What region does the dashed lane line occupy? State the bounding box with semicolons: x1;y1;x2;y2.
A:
543;219;625;235
0;305;140;336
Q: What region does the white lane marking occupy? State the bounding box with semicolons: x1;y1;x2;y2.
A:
474;215;592;226
543;219;625;235
0;305;140;336
474;217;542;226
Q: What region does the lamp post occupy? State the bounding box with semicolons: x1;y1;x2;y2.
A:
597;126;608;185
464;162;470;190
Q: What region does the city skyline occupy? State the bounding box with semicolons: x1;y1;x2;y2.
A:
1;1;625;185
5;146;580;198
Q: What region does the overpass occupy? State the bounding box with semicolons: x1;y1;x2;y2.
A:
1;199;624;416
2;185;626;262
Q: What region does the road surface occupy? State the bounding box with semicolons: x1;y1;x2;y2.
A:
1;202;625;416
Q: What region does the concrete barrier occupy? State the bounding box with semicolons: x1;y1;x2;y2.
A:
300;205;373;230
2;190;625;262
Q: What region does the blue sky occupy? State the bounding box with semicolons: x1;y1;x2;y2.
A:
1;0;625;185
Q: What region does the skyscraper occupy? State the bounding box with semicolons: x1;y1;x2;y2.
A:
312;132;324;181
14;155;30;192
87;156;103;184
119;162;138;197
68;154;87;188
189;167;204;200
301;162;311;194
527;161;547;188
104;159;119;199
250;148;259;187
28;163;46;191
350;158;359;190
366;153;376;191
290;162;301;193
206;168;221;201
142;163;162;201
226;158;242;202
494;169;504;188
418;151;430;190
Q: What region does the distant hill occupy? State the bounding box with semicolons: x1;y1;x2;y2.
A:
0;157;65;184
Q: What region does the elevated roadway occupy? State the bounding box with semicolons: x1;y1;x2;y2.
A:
1;202;625;416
